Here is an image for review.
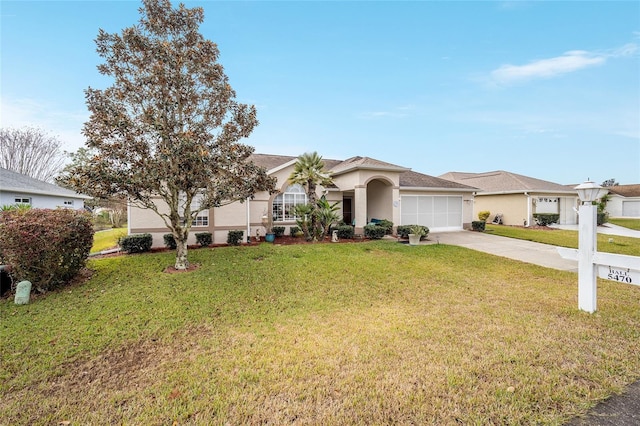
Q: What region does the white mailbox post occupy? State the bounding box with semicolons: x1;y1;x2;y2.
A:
558;181;640;313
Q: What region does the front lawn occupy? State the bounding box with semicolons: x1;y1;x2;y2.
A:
608;218;640;231
1;241;639;424
90;227;127;253
486;224;640;257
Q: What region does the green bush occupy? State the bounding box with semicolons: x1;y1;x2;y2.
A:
533;213;560;226
335;224;355;239
289;226;301;237
119;233;153;254
472;221;486;232
597;212;608;226
397;225;429;239
374;219;394;235
0;208;94;293
364;224;386;239
163;233;177;249
227;230;244;246
272;226;286;237
195;232;212;247
478;211;491;221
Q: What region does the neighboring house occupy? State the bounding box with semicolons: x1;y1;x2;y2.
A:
606;185;640;218
439;170;580;226
128;154;477;246
0;167;91;210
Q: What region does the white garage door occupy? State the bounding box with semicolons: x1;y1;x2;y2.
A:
622;201;640;217
401;196;463;232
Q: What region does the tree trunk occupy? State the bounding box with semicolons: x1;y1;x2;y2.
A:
175;238;189;270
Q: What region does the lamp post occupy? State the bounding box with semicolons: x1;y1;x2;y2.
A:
574;180;608;313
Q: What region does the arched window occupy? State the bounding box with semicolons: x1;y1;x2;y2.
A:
272;184;307;222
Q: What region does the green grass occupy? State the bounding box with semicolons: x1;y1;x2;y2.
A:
608;218;640;231
1;242;640;424
486;224;640;257
91;227;127;253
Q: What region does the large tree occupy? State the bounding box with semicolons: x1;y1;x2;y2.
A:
0;127;67;183
288;152;334;241
60;0;275;269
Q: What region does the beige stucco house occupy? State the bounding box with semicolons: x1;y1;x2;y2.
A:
128;154;477;246
606;185;640;218
439;170;580;227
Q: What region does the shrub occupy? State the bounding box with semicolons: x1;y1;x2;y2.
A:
227;230;244;246
272;226;286;237
364;224;386;239
163;233;177;249
472;221;486;232
0;208;94;293
597;212;608;226
195;232;212;247
335;224;355;239
533;213;560;226
119;233;153;254
374;219;394;235
289;226;301;237
396;225;429;239
478;211;491;222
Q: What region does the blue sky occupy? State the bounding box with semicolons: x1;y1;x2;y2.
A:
2;1;639;185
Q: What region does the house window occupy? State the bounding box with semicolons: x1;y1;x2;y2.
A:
192;210;209;227
14;197;30;205
63;200;74;206
272;184;307;222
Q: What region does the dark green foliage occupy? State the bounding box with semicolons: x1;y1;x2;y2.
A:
364;224;386;239
0;208;94;292
397;225;429;239
533;214;560;226
375;219;394;235
119;233;153;254
472;221;486;232
227;230;244;246
163;233;177;249
195;232;212;247
272;226;285;237
335;224;355;239
289;226;301;237
597;212;608;226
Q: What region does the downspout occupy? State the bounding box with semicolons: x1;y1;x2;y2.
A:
127;200;131;235
246;197;251;244
525;192;530;227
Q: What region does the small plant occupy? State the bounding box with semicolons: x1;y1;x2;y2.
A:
272;226;285;237
409;224;427;237
478;211;491;222
289;226;301;237
195;232;212;247
119;233;153;253
336;224;355;239
364;224;386;239
471;221;486;232
163;233;177;249
397;225;429;239
533;213;560;226
227;230;244;246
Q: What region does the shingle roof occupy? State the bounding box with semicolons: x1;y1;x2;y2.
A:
439;170;576;194
329;156;410;175
0;167;90;199
608;184;640;198
399;171;476;190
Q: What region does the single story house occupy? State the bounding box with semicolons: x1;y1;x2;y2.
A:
129;154;477;246
439;170;580;226
606;185;640;218
0;167;91;210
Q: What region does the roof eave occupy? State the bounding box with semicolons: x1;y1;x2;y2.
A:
0;187;92;199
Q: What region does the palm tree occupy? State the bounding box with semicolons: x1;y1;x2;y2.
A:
288;152;334;240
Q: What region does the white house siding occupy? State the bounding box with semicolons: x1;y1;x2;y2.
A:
0;192;85;210
400;195;463;232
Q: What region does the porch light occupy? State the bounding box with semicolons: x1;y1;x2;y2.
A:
574;181;607;204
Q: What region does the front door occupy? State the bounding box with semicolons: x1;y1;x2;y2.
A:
342;198;353;225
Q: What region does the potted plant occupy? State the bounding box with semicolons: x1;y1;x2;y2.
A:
408;224;426;246
262;212;275;242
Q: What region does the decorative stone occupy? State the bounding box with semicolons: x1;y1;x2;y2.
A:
332;230;338;243
14;281;32;305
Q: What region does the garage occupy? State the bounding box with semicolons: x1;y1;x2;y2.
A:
622;201;640;217
401;195;463;232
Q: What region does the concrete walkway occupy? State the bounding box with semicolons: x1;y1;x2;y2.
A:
425;228;640;426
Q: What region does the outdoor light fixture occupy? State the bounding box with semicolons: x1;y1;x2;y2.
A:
574;180;608;204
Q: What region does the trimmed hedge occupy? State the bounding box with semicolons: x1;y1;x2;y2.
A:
289;226;301;237
364;224;386;239
0;208;94;293
533;213;560;226
335;224;355;239
119;233;153;254
397;225;429;240
227;230;244;246
163;233;177;249
195;232;212;247
272;226;286;237
471;221;486;232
